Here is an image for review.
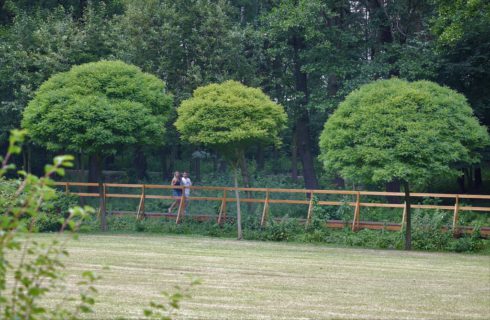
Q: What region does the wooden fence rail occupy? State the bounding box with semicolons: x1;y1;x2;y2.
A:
54;182;490;237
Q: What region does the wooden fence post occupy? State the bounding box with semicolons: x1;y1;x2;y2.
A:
218;190;227;224
452;195;460;237
176;187;185;224
306;191;315;227
99;182;107;231
402;201;407;226
260;190;270;227
136;185;146;220
65;182;70;194
351;191;360;232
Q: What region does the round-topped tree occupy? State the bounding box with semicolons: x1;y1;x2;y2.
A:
319;78;489;250
175;80;287;239
22;60;173;183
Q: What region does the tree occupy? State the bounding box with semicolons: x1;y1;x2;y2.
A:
433;0;490;127
432;0;490;188
112;0;259;178
319;78;490;250
22;60;173;183
175;80;287;239
0;2;119;147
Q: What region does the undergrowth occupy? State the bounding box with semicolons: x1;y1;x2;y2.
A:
76;210;488;253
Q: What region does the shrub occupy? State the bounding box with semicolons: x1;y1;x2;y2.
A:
448;227;484;253
0;178;80;232
410;210;452;251
1;130;97;320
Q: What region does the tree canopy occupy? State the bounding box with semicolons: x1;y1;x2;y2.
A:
0;0;488;190
22;60;173;180
175;80;287;158
319;78;490;188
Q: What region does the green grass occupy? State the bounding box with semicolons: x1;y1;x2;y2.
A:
34;233;490;319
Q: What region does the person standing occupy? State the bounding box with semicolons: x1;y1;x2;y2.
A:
181;172;192;214
168;171;182;213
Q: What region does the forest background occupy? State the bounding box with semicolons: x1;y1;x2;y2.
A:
1;0;489;194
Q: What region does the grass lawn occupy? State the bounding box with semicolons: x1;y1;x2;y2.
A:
33;233;490;319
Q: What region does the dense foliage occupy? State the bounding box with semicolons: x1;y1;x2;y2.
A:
22;60;173;181
23;60;172;155
0;178;79;231
0;0;488;192
319;79;490;187
176;80;287;154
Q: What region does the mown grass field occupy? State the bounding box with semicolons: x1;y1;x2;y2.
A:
36;234;490;319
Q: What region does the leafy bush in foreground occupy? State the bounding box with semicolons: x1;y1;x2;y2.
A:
1;131;199;320
0;178;80;232
0;130;97;320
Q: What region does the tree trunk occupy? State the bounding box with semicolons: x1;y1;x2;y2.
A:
465;167;473;190
22;147;26;171
457;170;466;193
475;167;482;189
239;151;253;213
386;180;401;203
78;0;87;18
291;134;298;182
213;154;218;175
193;157;201;181
88;154;103;193
88;154;103;183
256;146;265;172
332;175;345;188
133;147;147;181
403;181;412;251
272;148;280;174
78;152;85;206
27;145;31;173
22;143;28;173
159;148;167;178
327;74;339;96
233;166;243;240
169;145;177;176
366;0;393;59
78;152;84;181
295;120;319;190
218;158;227;174
292;34;319;190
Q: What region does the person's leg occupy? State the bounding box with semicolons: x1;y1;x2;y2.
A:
168;198;177;213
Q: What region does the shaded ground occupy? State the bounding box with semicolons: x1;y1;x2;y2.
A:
38;234;490;319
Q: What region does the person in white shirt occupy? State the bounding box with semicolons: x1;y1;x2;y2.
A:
181;172;192;214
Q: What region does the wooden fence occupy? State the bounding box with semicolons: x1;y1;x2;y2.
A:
54;182;490;237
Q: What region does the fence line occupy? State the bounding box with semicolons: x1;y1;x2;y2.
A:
54;182;490;237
